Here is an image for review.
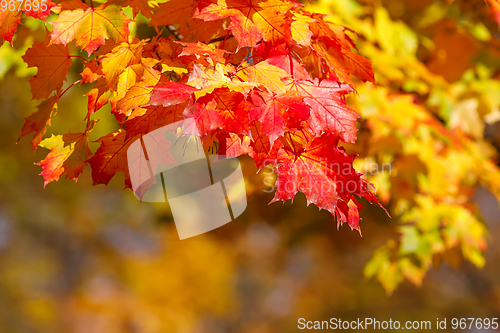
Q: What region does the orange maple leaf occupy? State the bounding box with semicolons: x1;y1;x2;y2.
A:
195;0;296;48
18;95;58;150
87;130;135;187
50;3;131;55
36;120;97;186
22;34;72;100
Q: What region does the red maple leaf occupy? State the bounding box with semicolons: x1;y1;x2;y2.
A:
271;132;380;231
195;0;296;48
147;81;198;107
87;130;136;187
124;104;186;140
286;78;359;143
249;91;309;143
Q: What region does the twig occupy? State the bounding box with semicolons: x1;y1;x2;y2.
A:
59;80;82;99
166;25;183;41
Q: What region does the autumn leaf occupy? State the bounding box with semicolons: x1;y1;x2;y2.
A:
178;18;226;44
36;120;97;186
50;3;131;55
252;1;294;44
37;135;73;186
22;34;72;100
247;121;283;168
0;10;21;44
290;12;314;46
253;43;311;80
340;48;375;84
310;35;374;84
101;40;145;87
80;60;102;84
182;100;220;137
54;0;88;11
286;78;359;143
86;77;116;118
184;88;253;136
271;132;375;231
0;0;56;44
126;134;156;200
113;59;161;116
24;0;57;20
194;0;263;48
187;63;256;97
212;88;253;135
87;130;135;187
146;81;198;107
247;60;289;94
178;41;227;63
249;91;309;143
63;120;99;181
150;0;197;26
114;64;144;104
195;0;295;48
18;95;58;150
107;0;157;18
327;25;375;83
124;104;186;140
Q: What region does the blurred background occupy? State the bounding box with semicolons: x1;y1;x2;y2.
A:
2;0;500;332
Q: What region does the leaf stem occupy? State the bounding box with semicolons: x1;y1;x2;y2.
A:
59;79;82;99
235;53;256;72
220;31;231;49
209;34;234;44
69;55;88;62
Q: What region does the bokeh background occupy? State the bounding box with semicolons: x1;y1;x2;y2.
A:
2;0;500;332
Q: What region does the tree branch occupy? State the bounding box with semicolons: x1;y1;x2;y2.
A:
166;25;183;41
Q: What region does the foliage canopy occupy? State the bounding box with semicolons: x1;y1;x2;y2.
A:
2;0;500;294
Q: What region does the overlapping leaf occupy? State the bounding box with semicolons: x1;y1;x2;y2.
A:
271;132;379;231
87;129;135;187
286;78;359;142
124;104;186;139
0;10;21;44
50;3;131;55
195;0;295;48
15;0;387;234
19;95;58;150
22;34;72;100
249;91;309;143
37;120;97;186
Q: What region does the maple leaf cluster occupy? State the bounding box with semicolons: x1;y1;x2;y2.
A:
6;0;385;232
